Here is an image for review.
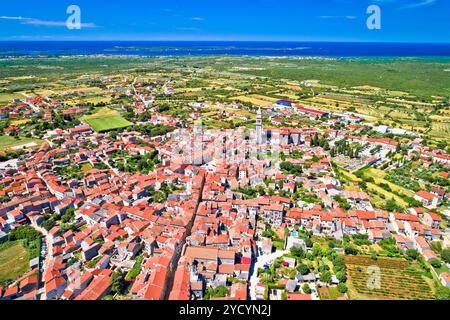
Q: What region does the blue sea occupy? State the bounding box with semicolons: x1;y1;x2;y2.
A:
0;41;450;57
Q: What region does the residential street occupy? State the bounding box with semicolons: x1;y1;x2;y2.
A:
249;246;288;300
30;223;54;300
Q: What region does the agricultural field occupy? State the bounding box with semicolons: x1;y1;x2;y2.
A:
231;94;278;106
81;163;94;172
0;135;43;151
80;107;133;132
0;242;30;286
232;57;450;98
317;286;345;300
345;256;435;300
10;119;32;126
0;92;20;104
335;165;412;209
361;168;414;198
83;96;113;104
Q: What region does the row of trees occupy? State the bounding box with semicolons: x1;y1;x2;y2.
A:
330;138;362;159
280;162;303;176
310;133;330;150
8;225;42;259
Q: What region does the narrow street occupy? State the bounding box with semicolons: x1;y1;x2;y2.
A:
249;246;288;300
99;156;122;177
30;223;54;300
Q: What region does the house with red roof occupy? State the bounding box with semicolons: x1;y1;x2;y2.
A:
439;272;450;288
414;191;439;209
421;211;442;229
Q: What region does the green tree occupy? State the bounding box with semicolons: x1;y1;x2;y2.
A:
320;271;332;284
312;243;324;257
263;285;269;300
290;247;304;258
41;219;56;231
435;286;450;300
385;198;402;212
344;246;359;255
297;264;310;275
441;249;450;264
302;283;311;294
8;225;41;242
430;241;443;254
336;271;347;283
337;283;348;294
406;249;420;260
430;259;442;269
204;286;229;300
61;208;76;223
111;270;125;294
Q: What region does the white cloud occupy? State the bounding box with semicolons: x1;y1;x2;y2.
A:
319;15;358;20
0;15;97;28
398;0;437;10
176;27;202;31
190;17;204;21
0;16;32;20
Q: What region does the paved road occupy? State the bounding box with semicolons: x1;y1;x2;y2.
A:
31;224;53;268
30;224;54;300
44;139;54;148
21;99;41;113
249;247;288;300
100;157;122;177
309;283;321;300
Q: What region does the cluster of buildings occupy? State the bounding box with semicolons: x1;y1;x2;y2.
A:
0;94;449;300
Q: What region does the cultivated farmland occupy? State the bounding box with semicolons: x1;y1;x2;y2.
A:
345;255;435;300
0;242;30;286
0;135;43;151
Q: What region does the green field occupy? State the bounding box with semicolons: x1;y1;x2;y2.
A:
0;135;43;150
335;165;410;209
232;57;450;98
362;168;414;197
81;107;132;132
318;286;345;300
345;255;435;300
0;242;30;286
0;92;19;104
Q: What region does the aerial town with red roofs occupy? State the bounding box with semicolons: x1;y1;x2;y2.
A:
0;55;449;301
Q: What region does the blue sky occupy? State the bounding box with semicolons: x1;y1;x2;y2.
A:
0;0;448;42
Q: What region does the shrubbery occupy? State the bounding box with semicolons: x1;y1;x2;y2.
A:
8;225;42;259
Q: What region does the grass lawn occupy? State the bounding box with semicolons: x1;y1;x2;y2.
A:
335;166;361;183
0;135;43;150
81;163;93;172
0;92;19;103
81;107;132;132
318;286;344;300
10;119;32;126
273;240;285;251
433;263;450;276
0;242;30;286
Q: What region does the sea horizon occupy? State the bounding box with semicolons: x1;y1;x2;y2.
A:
1;40;450;57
